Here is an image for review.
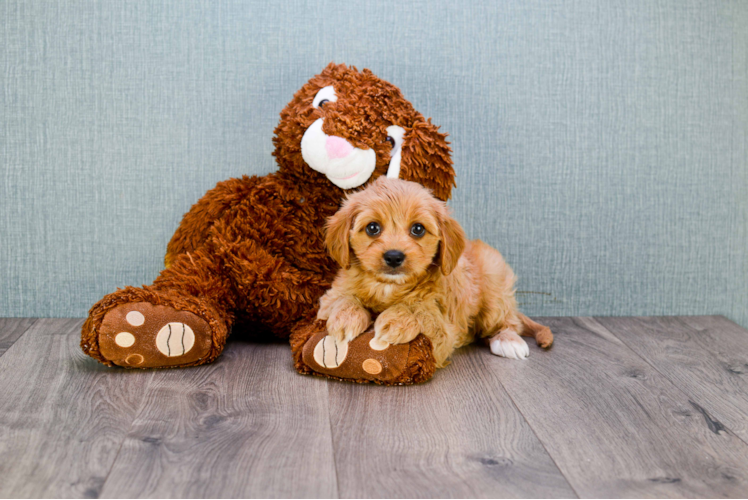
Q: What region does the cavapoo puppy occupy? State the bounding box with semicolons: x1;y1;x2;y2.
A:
317;177;553;368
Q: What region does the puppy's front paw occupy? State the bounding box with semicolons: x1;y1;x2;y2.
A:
374;308;421;345
325;302;372;343
489;330;529;360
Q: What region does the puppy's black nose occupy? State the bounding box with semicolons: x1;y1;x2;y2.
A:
383;250;406;268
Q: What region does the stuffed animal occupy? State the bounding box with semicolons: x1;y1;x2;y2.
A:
80;62;454;385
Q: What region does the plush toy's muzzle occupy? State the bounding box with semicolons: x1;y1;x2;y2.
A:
301;117;377;189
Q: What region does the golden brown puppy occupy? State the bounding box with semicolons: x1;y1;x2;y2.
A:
318;177;553;368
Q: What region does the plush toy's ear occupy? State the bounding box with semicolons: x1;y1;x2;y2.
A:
436;209;466;276
320;61;348;77
324;198;359;269
399;118;456;202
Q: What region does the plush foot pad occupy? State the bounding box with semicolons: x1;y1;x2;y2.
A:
489;330;530;360
98;302;213;368
302;329;411;382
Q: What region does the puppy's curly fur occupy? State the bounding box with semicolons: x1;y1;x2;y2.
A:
318;177;553;367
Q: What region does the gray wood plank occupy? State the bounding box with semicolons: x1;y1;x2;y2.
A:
486;317;748;498
0;318;153;498
328;345;577;498
99;340;338;499
595;315;748;443
0;318;37;356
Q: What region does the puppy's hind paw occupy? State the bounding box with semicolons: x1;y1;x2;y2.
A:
489;331;529;360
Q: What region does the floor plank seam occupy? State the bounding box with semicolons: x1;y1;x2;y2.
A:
0;318;38;359
325;379;342;499
493;368;582;499
96;370;157;498
589;317;748;450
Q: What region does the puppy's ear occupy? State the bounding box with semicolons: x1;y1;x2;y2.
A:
437;210;466;276
399;118;455;202
325;198;359;269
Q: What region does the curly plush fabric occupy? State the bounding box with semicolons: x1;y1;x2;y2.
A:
80;62;454;385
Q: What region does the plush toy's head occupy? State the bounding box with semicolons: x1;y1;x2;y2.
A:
273;63;455;201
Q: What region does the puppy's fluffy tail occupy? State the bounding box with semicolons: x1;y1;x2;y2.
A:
518;313;554;348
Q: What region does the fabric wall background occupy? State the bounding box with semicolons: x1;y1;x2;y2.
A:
2;0;746;327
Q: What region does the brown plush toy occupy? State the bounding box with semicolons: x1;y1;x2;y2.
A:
81;62;454;385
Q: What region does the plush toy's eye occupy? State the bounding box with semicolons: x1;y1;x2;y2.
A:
385;136;396;148
365;222;381;237
410;223;426;238
313;86;337;109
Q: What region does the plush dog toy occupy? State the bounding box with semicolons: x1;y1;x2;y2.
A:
81;62;454;384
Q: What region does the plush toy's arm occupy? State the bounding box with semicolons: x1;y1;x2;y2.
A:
209;229;333;334
165;175;265;267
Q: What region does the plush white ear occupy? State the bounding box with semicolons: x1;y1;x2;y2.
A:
385;125;405;179
301;118;377;189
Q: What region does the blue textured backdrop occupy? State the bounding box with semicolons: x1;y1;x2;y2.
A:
1;0;746;326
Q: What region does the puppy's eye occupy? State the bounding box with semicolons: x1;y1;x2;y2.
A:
318;99;330;108
410;223;426;238
384;136;395;148
365;222;381;237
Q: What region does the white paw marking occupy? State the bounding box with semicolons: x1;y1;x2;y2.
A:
115;332;135;348
369;337;390;351
125;311;145;326
313;335;349;368
155;322;195;357
490;334;529;360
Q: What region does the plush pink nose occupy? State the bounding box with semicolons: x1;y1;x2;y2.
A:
325;136;354;159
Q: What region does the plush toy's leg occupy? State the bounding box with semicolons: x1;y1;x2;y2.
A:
81;249;236;368
289;318;437;385
208;236;438;385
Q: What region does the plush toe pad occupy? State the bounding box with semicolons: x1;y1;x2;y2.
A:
302;329;410;382
98;302;213;368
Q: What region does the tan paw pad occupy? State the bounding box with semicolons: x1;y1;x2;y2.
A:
362;358;382;375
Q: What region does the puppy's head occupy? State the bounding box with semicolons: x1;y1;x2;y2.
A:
325;177;466;281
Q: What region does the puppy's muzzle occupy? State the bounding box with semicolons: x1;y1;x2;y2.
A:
383;250;406;268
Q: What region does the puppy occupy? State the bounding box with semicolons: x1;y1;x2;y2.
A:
317;177;553;368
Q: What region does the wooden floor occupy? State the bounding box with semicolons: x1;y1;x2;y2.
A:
1;316;748;498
